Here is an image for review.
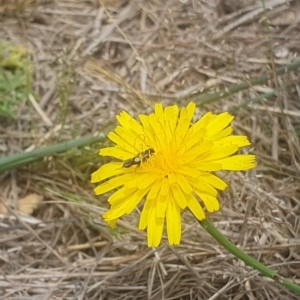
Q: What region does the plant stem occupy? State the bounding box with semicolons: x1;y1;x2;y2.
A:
200;218;300;294
0;135;105;172
187;59;300;106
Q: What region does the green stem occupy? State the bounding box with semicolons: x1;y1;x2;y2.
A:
200;218;300;294
0;122;114;172
229;91;275;114
187;59;300;106
0;135;104;173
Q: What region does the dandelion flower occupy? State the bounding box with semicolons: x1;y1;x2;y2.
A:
91;102;255;247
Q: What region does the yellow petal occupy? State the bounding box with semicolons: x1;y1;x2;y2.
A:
115;111;132;129
156;194;168;218
100;147;133;159
138;114;150;130
193;112;214;131
163;106;175;141
124;173;140;189
175;117;190;139
193;179;218;196
124;188;149;215
106;219;117;228
139;198;153;230
91;162;123;183
137;173;157;189
186;102;196;121
196;162;222;171
197;192;220;212
160;177;169;196
103;188;148;221
216;154;256;170
183;141;213;163
103;204;126;221
165;105;179;133
137;117;155;145
154;103;164;119
177;165;199;177
147;205;164;247
93;174;131;195
185;127;206;150
168;172;176;184
175;172;193;194
213;135;250;148
206;112;234;135
187;194;205;220
166;197;181;245
204;145;239;160
114;126;146;151
170;184;187;209
199;173;228;190
208;126;233;141
116;111;144;135
150;118;167;148
147;180;162;199
108;132;137;153
108;186;136;204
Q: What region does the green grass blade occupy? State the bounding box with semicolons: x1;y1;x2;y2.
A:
0;135;105;172
187;59;300;106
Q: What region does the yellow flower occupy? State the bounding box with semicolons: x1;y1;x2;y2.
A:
91;102;255;247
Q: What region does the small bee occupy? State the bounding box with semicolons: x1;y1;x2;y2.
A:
122;148;155;168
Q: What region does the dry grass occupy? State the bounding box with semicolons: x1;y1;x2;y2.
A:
1;0;300;299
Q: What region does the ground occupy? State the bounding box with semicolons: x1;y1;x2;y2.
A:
1;0;300;299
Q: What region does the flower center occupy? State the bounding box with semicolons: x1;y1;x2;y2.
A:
150;149;179;177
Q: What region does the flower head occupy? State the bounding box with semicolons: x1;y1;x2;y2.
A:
91;102;255;247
